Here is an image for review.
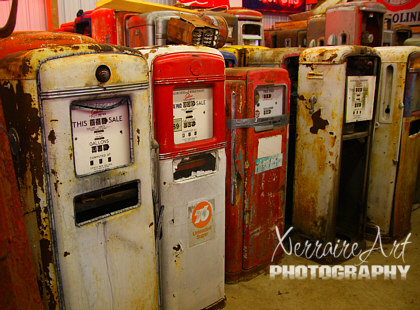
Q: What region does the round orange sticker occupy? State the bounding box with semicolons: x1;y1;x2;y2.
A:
192;201;212;229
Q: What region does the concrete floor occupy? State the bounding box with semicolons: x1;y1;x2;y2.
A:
224;207;420;310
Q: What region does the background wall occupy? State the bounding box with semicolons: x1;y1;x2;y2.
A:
0;0;48;31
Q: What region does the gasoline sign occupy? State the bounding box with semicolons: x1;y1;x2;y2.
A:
71;98;131;176
345;76;376;123
173;88;213;144
254;85;285;119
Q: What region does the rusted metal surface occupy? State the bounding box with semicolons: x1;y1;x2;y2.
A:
367;47;420;239
246;47;304;230
0;31;96;61
127;11;198;47
200;14;228;48
219;45;268;67
404;37;420;46
274;28;307;48
325;1;387;46
274;20;307;30
392;50;420;239
74;10;93;36
225;67;290;282
307;15;326;47
247;47;305;67
0;100;43;310
201;11;238;45
393;114;420;238
294;46;379;243
226;8;262;21
0;43;158;309
167;13;219;47
91;8;139;45
393;24;412;46
263;29;275;48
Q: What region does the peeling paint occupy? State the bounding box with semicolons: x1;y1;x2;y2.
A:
310;109;329;134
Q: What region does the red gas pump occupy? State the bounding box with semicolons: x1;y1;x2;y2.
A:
0;31;95;60
74;10;93;36
144;45;226;309
225;67;290;282
90;8;139;45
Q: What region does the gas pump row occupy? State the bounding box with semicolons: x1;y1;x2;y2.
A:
0;4;419;310
268;1;413;48
55;6;265;48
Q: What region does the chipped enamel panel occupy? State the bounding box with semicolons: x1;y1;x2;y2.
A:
367;46;420;239
0;44;158;309
225;67;290;282
294;46;379;243
139;45;226;310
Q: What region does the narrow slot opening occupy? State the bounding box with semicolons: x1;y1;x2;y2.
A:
74;180;139;226
409;119;420;136
174;153;216;180
341;33;347;45
383;65;394;118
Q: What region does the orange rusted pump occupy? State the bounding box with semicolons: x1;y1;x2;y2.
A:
0;0;44;309
0;0;17;38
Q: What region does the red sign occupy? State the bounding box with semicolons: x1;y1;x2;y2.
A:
176;0;230;8
244;0;306;13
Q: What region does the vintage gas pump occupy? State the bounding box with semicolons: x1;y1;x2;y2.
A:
273;28;307;48
307;15;326;47
294;46;379;249
225;67;290;282
227;8;264;46
0;98;43;310
0;44;158;309
202;10;239;45
367;46;420;240
247;47;305;229
325;1;387;46
74;10;93;36
54;21;75;33
0;31;96;60
139;45;226;310
220;50;238;67
90;8;139;45
219;45;268;67
127;10;222;48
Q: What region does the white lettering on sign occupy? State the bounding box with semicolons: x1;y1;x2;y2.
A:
71;100;131;176
173;88;213;144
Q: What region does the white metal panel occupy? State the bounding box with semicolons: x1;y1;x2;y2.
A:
0;0;47;31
